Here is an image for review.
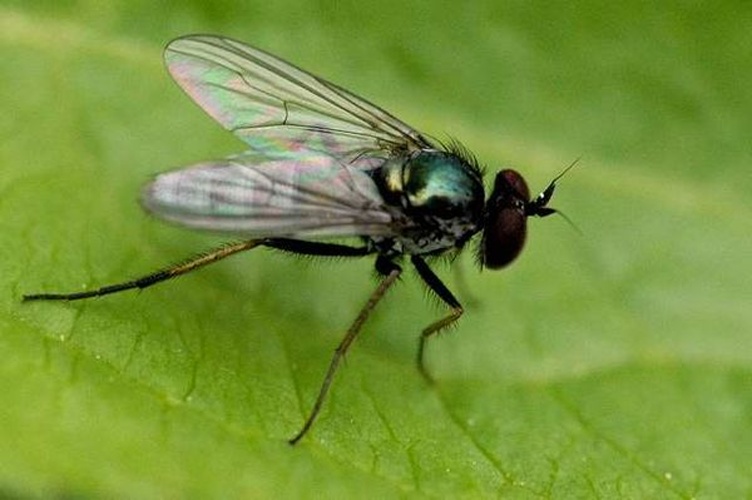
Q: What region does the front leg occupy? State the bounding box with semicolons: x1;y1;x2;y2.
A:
411;255;464;384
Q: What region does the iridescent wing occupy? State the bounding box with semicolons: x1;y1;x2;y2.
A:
164;34;433;164
141;149;400;238
149;35;435;238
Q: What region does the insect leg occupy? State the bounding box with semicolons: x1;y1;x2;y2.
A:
411;255;464;384
23;240;261;302
262;238;371;257
288;255;401;445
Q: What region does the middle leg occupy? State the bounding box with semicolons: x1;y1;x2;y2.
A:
288;255;402;444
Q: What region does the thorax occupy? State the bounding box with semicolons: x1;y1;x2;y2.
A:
370;149;485;256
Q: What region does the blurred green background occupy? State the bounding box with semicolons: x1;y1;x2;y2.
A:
2;1;751;498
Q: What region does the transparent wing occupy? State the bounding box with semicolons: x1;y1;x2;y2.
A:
141;149;400;238
165;34;432;164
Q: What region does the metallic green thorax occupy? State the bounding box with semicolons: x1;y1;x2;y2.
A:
372;150;485;255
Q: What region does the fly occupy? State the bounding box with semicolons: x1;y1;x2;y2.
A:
23;35;573;444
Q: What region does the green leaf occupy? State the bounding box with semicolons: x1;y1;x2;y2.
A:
2;2;751;497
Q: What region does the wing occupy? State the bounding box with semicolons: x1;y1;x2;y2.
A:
141;149;401;238
164;34;433;164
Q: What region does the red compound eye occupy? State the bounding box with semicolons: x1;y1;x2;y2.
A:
481;169;530;269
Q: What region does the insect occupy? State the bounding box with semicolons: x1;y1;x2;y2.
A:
24;35;573;444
